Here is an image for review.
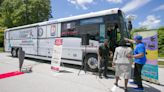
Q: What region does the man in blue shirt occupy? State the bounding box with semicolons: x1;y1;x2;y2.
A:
125;35;147;91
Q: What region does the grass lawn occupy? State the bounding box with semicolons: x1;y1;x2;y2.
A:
0;47;4;52
159;53;164;58
158;61;164;65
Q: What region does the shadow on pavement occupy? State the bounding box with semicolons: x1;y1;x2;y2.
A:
143;83;161;92
118;86;161;92
59;70;73;73
8;54;117;77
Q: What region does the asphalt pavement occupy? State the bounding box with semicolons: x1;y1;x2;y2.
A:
0;52;164;92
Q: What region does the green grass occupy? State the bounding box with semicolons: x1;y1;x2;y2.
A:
158;61;164;65
159;54;164;58
0;47;4;52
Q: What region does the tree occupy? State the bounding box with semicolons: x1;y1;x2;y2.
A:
0;0;4;5
130;27;147;38
0;27;5;47
0;0;52;28
158;26;164;57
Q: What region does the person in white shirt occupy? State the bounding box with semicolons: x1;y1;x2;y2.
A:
112;40;132;91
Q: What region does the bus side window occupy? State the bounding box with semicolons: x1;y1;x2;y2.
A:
78;24;100;41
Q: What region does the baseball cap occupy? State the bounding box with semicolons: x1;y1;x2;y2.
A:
134;35;142;40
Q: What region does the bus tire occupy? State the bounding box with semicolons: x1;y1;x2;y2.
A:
85;54;98;72
11;48;17;57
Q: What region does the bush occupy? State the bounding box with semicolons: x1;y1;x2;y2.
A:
0;27;5;47
158;27;164;57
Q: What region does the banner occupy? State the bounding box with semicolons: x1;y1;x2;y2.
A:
134;30;159;84
51;38;63;72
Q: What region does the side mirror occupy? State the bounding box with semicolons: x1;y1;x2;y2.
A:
128;21;132;31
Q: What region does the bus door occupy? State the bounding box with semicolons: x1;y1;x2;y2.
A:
37;25;48;56
106;24;118;53
99;24;105;43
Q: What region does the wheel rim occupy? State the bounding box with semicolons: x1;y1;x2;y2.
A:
12;50;16;56
87;57;98;70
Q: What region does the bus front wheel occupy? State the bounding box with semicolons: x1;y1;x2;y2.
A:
85;54;98;72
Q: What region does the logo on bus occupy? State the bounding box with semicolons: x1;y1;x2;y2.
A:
38;27;43;37
55;39;63;46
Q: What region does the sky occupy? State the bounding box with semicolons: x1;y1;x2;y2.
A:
50;0;164;29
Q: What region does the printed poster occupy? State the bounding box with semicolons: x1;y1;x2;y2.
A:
135;30;159;84
51;38;63;72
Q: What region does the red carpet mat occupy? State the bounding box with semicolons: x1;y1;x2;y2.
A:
0;71;24;79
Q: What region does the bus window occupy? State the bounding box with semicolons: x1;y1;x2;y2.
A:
61;22;79;37
5;31;7;39
99;24;105;43
77;24;100;41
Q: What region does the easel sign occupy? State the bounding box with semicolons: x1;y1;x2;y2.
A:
51;38;63;72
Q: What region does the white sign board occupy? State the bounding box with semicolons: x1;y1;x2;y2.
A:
51;38;63;72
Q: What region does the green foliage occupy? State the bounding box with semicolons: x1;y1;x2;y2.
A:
0;0;52;28
132;28;147;32
0;27;5;47
158;27;164;57
0;47;4;52
131;28;147;37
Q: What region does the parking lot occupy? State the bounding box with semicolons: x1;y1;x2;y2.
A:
0;52;164;92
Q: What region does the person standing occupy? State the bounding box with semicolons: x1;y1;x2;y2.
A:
98;40;111;79
112;41;132;92
106;25;117;53
125;35;147;91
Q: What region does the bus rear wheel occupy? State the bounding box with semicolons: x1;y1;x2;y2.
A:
85;54;98;72
11;48;17;57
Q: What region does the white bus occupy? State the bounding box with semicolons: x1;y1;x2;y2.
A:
4;8;131;71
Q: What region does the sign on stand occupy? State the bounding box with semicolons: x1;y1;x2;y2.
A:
51;38;63;72
134;30;159;84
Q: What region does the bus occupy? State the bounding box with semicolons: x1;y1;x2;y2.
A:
4;8;131;71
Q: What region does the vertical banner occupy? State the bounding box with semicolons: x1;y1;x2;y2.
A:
135;30;159;84
51;38;63;72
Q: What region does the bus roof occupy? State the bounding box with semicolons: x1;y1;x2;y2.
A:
6;8;120;31
49;8;119;23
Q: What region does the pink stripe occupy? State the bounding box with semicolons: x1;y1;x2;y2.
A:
0;71;24;79
51;66;59;71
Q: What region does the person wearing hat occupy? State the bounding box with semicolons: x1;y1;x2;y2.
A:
98;39;111;79
124;35;146;91
112;40;133;92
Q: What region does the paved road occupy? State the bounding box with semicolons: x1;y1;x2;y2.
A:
0;53;164;92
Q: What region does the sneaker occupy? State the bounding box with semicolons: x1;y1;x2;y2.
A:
133;87;144;91
114;83;118;86
124;88;128;92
